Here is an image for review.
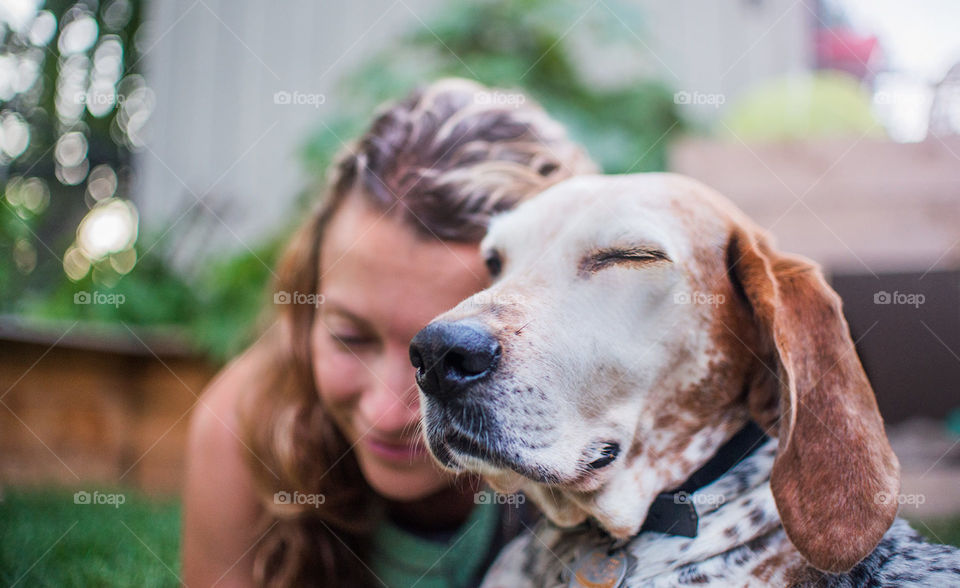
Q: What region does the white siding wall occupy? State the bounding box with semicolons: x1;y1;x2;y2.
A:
638;0;811;124
136;0;441;262
136;0;809;258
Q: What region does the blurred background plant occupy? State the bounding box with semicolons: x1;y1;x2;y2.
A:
1;0;680;363
306;0;680;178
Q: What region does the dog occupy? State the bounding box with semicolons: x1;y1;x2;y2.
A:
409;174;960;586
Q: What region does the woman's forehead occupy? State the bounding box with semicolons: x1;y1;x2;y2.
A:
319;195;488;328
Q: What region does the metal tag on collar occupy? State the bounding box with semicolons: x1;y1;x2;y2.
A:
568;545;628;588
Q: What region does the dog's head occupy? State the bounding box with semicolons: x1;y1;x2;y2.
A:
410;173;900;573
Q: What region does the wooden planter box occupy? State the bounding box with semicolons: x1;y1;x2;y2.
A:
0;317;217;495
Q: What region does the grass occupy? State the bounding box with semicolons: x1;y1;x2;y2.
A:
1;485;959;587
914;516;960;549
1;486;181;587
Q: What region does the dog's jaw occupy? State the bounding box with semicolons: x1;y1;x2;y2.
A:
501;416;751;539
525;485;592;528
583;473;660;538
472;453;664;538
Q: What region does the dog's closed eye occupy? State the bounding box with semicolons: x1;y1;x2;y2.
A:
578;246;670;277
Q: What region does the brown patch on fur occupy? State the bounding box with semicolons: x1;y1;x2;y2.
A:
785;562;828;586
750;551;790;583
628;435;644;458
630;234;760;470
621;241;758;486
653;412;679;430
656;198;763;430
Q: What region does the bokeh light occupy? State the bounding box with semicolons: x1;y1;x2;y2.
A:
55;53;91;123
115;74;153;149
0;0;42;32
101;0;132;31
54;131;87;167
12;238;37;273
109;246;137;275
58;12;98;55
0;111;30;158
54;131;90;185
4;176;49;216
27;10;56;46
75;198;139;261
63;245;91;281
86;164;118;202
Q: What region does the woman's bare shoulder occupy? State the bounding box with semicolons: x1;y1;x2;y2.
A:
182;329;282;586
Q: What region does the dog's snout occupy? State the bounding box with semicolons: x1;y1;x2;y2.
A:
409;321;501;399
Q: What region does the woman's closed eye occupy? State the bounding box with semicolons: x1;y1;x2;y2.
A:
331;330;377;350
321;306;381;351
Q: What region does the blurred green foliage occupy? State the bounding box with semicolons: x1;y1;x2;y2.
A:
721;71;883;141
915;515;960;550
6;0;680;363
14;229;280;363
304;0;681;180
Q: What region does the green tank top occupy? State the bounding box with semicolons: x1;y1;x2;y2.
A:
369;499;502;588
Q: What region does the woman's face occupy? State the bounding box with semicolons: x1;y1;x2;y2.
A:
312;194;489;501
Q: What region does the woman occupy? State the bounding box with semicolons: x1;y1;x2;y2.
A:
183;78;596;587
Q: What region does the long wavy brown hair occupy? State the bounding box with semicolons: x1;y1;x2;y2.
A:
238;78;595;587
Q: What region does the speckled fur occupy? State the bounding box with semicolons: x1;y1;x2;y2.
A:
481;440;960;587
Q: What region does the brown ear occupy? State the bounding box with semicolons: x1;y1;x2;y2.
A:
727;227;900;573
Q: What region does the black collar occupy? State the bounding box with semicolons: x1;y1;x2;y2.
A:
638;421;769;538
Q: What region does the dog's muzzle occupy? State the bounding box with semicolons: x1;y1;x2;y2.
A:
409;320;501;400
410;320;507;470
411;319;621;484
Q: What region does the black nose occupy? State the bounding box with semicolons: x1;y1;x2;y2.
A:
409;321;501;399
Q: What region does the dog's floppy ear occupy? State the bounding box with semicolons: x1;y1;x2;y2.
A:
727;226;900;573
